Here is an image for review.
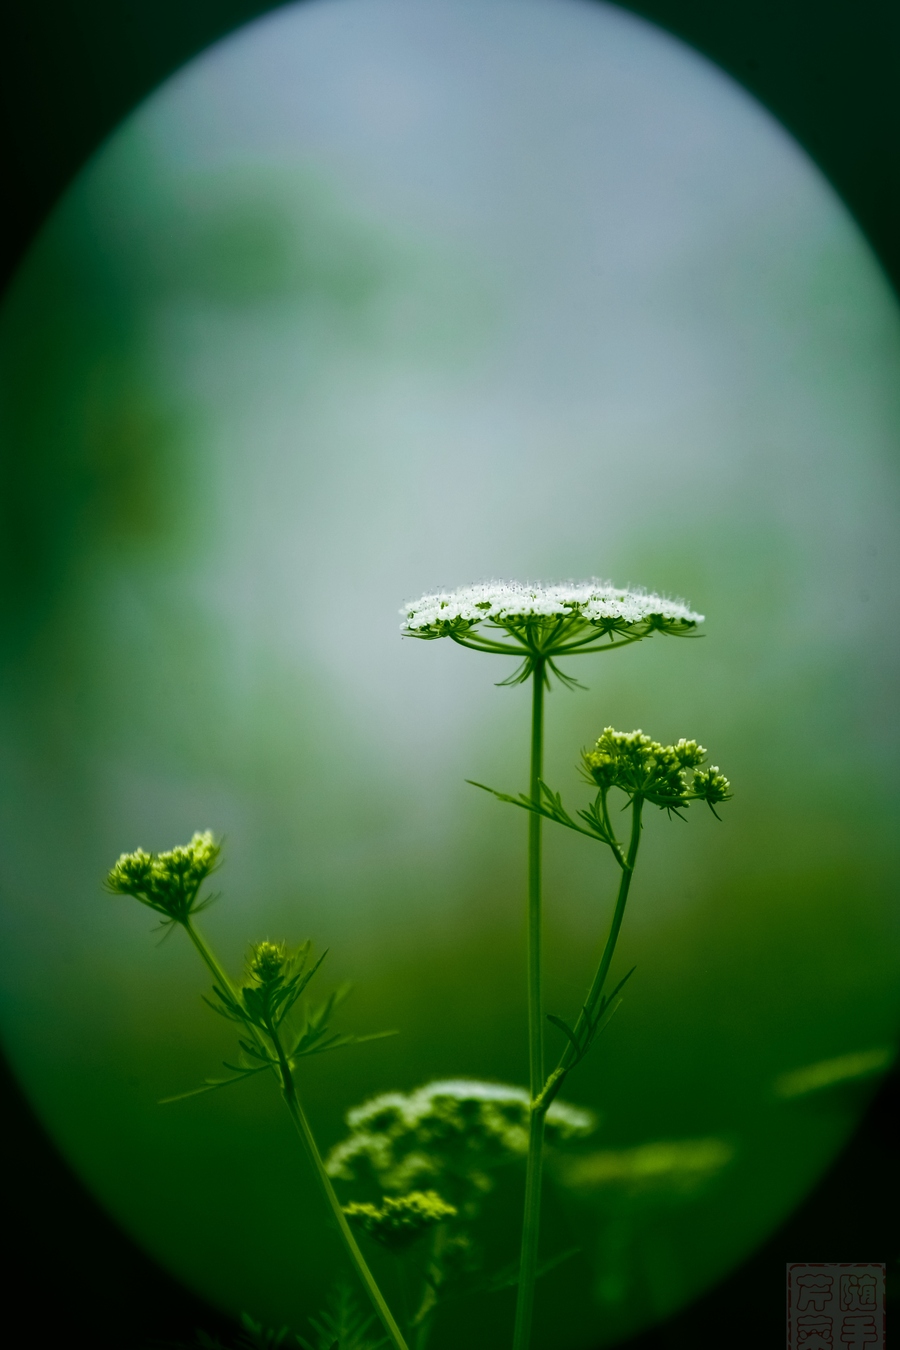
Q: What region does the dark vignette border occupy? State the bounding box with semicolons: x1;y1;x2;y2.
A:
0;2;897;1346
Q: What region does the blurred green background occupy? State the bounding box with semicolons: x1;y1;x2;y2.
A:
0;1;899;1345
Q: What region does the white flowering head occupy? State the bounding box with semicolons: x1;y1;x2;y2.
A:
401;580;702;685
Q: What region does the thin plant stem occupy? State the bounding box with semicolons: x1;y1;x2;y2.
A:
411;1225;443;1349
539;798;644;1112
267;1018;411;1350
527;660;546;1098
567;798;643;1062
184;919;241;1000
514;800;644;1348
183;920;410;1350
513;1105;546;1350
512;657;546;1350
183;917;280;1073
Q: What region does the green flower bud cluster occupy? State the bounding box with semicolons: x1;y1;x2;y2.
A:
326;1080;595;1211
690;766;732;809
343;1190;457;1252
105;830;220;924
247;940;289;987
582;728;731;812
214;939;345;1056
236;940;308;1032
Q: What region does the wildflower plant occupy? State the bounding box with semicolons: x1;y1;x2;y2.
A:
299;1284;391;1350
106;836;409;1350
476;729;731;1102
327;1080;596;1347
402;579;718;1350
104;572;730;1350
183;1288;389;1350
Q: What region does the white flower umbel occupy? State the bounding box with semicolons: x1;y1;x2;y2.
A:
401;579;702;687
400;575;706;1350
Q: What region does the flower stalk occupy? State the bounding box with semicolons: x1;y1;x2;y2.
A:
514;799;644;1348
327;1077;596;1347
479;726;731;1346
537;796;642;1116
527;658;546;1107
264;1012;411;1350
513;656;547;1350
105;836;410;1350
402;579;706;1350
102;576;727;1350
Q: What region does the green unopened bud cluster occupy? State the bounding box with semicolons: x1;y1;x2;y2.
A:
247;940;289;987
104;831;410;1350
218;939;344;1057
327;1080;595;1210
343;1190;457;1251
582;727;731;812
105;830;220;924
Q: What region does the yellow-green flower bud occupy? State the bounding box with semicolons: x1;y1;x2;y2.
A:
248;940;287;986
691;766;732;806
672;738;706;769
343;1190;457;1252
104;831;220;924
106;847;155;896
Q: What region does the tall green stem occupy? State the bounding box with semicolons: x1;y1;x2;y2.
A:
268;1021;410;1350
513;1102;546;1350
514;799;644;1349
513;659;546;1350
527;660;545;1099
183;921;409;1350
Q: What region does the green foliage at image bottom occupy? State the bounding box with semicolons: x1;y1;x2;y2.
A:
186;1285;387;1350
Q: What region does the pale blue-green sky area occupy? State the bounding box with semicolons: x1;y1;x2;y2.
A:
0;1;899;1345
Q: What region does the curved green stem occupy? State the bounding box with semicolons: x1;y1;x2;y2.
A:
266;1017;411;1350
575;797;642;1044
183;918;282;1068
182;921;408;1350
512;659;546;1350
183;919;241;1001
447;632;527;657
551;636;642;656
540;797;643;1113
